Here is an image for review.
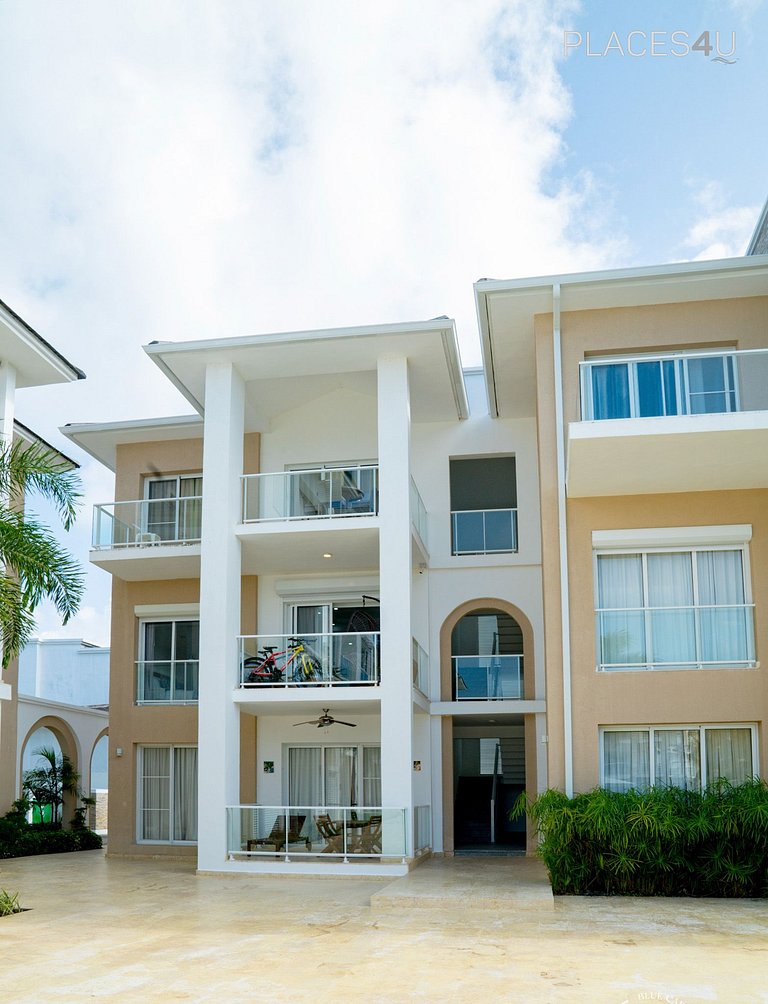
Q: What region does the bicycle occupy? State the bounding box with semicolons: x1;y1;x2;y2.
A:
244;638;322;685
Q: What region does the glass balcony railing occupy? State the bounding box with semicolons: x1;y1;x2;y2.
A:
451;509;518;555
92;497;202;549
597;604;756;671
413;805;432;854
412;638;429;696
136;660;199;703
410;477;428;544
453;655;524;700
238;633;380;687
226;806;406;860
579;348;768;422
242;466;378;522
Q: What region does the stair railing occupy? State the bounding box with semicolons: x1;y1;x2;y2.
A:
490;740;501;844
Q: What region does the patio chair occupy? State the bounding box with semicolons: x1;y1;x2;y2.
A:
314;813;345;854
247;813;309;853
356;814;382;854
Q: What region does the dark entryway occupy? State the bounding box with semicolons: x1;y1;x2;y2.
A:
453;736;525;854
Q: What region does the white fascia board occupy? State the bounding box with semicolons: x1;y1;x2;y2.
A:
592;525;753;549
60;415;203;472
0;300;85;386
475;282;499;419
473;254;768;298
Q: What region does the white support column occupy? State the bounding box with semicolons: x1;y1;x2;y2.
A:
197;362;244;871
377;355;414;856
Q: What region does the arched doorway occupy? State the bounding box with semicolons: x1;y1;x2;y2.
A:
19;717;80;826
439;600;536;855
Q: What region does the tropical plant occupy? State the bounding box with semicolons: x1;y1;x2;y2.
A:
0;440;83;667
0;890;22;916
22;747;81;827
514;779;768;897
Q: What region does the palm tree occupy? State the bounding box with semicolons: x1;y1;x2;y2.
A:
22;746;81;825
0;440;84;666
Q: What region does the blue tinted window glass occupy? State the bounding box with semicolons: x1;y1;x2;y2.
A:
662;360;678;415
591;364;630;420
636;362;664;417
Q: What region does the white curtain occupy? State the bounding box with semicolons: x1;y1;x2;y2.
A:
288;748;323;806
179;476;203;540
173;747;198;841
602;731;649;791
363;747;381;806
697;550;750;664
324;747;357;806
706;728;753;785
647;553;695;666
597;555;645;667
141;747;170;841
653;729;700;790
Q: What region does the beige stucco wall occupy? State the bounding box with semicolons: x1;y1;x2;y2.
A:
107;433;260;857
535;296;768;794
568;490;768;792
0;656;20;813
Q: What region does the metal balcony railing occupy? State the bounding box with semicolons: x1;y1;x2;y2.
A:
136;660;199;703
242;466;378;522
92;497;202;549
238;633;380;687
453;654;524;700
579;348;768;422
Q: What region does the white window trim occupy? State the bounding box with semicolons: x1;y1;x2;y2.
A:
592;525;752;549
136;744;198;845
593;539;756;672
599;724;759;790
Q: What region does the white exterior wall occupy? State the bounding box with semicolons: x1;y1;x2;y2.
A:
18;640;109;706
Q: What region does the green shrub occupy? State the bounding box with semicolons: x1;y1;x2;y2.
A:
0;806;102;860
514;779;768;897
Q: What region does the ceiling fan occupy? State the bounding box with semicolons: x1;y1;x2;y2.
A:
293;708;357;729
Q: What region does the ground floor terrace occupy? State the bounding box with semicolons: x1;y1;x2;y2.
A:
1;851;766;1002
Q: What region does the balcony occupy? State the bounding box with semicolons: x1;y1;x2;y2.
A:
451;509;518;555
136;660;199;704
453;655;524;700
90;497;202;580
237;633;380;689
242;466;378;523
569;348;768;497
238;466;380;574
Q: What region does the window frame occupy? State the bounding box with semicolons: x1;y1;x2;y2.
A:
593;542;756;672
599;724;759;791
283;743;382;807
137;617;200;705
136;743;198;845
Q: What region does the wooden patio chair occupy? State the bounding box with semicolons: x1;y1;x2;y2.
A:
357;814;382;854
314;813;344;854
247;813;309;852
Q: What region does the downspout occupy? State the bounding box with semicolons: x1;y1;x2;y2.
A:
551;282;574;797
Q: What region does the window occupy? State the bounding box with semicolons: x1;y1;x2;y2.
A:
449;456;517;555
601;726;757;792
583;352;739;421
287;745;381;807
138;620;199;702
144;474;202;542
595;546;755;671
138;745;198;842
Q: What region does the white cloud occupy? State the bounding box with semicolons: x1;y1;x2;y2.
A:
1;0;632;632
681;181;759;260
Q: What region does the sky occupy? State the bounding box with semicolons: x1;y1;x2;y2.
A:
0;0;766;646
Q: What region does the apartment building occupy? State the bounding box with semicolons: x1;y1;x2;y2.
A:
0;299;84;815
64;251;768;876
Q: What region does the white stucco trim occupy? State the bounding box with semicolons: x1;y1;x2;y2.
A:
592;525;753;549
134;603;200;618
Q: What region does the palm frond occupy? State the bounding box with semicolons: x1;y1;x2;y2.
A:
0;441;81;530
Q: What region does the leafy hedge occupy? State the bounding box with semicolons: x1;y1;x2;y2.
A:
0;815;102;860
514;779;768;897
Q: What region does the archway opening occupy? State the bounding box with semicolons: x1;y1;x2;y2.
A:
21;727;65;824
90;734;109;834
451;607;526;854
